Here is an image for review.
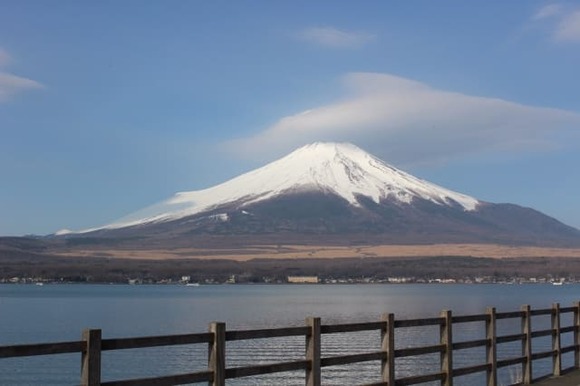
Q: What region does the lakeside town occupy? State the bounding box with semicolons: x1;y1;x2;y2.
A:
2;273;577;286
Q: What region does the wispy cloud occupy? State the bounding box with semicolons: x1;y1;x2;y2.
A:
532;4;563;20
0;48;11;66
223;73;580;166
0;73;43;102
530;3;580;42
298;26;375;48
0;48;43;102
554;10;580;41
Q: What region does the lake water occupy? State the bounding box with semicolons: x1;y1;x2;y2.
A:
1;284;578;385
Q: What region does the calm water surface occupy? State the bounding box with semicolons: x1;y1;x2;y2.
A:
1;284;578;385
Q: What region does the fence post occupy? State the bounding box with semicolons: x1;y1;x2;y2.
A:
521;304;532;384
208;322;226;386
80;328;101;386
381;313;395;385
574;301;580;369
440;310;453;386
552;303;562;377
306;317;321;386
486;307;497;386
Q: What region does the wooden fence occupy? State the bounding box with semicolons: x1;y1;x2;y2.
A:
1;301;579;386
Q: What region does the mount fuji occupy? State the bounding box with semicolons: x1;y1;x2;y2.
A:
61;142;580;247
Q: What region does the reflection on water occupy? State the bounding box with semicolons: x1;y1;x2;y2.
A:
1;284;578;385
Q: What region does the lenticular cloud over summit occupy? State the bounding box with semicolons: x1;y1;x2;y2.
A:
225;72;580;165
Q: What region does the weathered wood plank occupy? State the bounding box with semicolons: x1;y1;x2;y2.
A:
486;307;497;386
452;338;488;351
552;303;562;376
225;326;307;341
452;314;488;324
497;356;525;368
561;345;576;354
559;306;576;313
102;333;212;350
224;360;308;379
495;311;523;320
574;301;580;368
321;321;383;334
521;304;533;384
208;322;225;386
440;310;453;386
306;317;321;386
321;351;384;367
531;329;554;338
496;332;525;344
81;329;101;386
394;344;445;358
452;363;490;377
395;317;443;328
530;308;553;316
560;325;575;334
531;350;557;360
0;341;82;358
381;313;395;386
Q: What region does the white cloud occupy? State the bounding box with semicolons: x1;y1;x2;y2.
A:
532;4;562;20
0;48;11;67
530;4;580;42
554;10;580;41
0;48;43;102
223;73;580;166
0;72;43;102
298;27;375;48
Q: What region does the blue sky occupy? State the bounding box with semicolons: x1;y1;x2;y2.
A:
1;1;580;236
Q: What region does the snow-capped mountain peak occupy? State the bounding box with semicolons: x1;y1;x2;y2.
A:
87;142;480;231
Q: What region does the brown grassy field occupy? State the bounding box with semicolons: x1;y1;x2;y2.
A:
54;243;580;261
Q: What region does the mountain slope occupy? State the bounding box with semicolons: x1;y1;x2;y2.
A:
60;142;580;248
81;142;479;231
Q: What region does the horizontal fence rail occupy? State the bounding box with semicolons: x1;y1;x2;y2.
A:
0;302;579;385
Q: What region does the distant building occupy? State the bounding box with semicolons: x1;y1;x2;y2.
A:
287;276;318;284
